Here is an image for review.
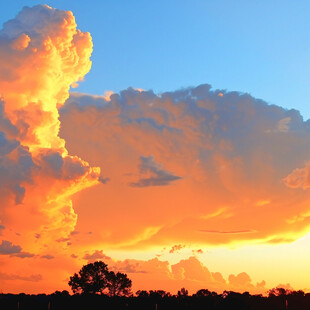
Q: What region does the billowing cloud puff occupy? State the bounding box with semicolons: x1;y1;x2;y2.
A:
0;132;32;205
78;254;266;294
0;4;100;277
0;4;93;150
283;163;310;189
60;85;310;248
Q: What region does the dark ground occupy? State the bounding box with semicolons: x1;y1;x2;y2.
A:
1;290;309;310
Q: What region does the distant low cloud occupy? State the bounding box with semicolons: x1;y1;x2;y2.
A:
99;176;110;184
11;252;35;258
228;272;252;288
69;248;268;294
98;254;266;294
192;249;203;255
0;240;34;258
83;250;111;263
40;254;54;260
0;240;21;254
169;244;186;254
56;237;70;243
70;231;80;236
0;272;42;282
34;233;41;239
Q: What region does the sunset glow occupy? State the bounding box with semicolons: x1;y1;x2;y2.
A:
0;2;310;296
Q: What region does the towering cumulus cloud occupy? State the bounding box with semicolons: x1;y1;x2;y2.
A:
0;5;100;258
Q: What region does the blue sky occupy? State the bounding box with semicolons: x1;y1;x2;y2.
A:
1;0;310;119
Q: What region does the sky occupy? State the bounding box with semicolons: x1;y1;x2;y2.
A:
1;0;310;118
0;1;310;295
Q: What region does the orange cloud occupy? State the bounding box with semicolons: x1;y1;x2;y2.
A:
10;33;31;51
0;272;42;282
169;244;186;254
0;5;100;290
283;162;310;189
59;86;310;250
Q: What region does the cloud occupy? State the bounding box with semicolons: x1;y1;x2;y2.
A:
227;272;267;293
0;5;104;294
0;240;34;258
171;256;213;282
169;244;186;254
192;249;203;255
0;4;101;260
72;251;265;294
131;156;181;187
59;85;310;248
228;272;252;288
0;272;42;282
56;237;70;243
107;255;264;294
0;127;34;205
83;250;111;263
0;240;21;254
283;162;310;189
111;260;148;274
40;254;54;259
99;176;110;184
11;252;35;258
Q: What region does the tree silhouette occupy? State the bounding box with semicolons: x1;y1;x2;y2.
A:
195;289;212;297
149;290;171;298
106;271;132;296
68;261;132;296
268;287;291;297
177;287;189;297
68;261;109;294
136;290;149;297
